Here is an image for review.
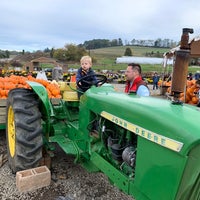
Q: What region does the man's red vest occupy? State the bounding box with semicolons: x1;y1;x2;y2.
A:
125;76;147;93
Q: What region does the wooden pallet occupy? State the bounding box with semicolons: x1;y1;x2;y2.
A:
0;99;7;125
0;116;6;124
0;107;6;115
0;99;7;106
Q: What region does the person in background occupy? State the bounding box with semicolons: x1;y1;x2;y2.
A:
52;65;63;81
124;63;150;96
194;71;200;80
187;72;193;80
76;55;96;98
152;72;160;90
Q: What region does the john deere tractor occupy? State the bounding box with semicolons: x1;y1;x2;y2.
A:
6;29;200;200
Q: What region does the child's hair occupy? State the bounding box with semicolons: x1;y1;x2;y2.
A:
80;56;92;64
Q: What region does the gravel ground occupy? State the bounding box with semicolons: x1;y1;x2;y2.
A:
0;130;133;200
0;84;162;200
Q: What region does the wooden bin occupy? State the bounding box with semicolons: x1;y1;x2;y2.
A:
0;99;7;127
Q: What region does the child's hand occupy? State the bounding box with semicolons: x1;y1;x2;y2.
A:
97;82;102;86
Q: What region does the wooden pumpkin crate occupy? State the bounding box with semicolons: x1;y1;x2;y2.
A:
0;99;7;106
0;99;7;125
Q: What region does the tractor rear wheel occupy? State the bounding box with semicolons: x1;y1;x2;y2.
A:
6;88;43;173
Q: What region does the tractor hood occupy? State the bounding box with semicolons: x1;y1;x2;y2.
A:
81;84;200;156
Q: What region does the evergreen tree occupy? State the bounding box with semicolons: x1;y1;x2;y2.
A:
124;47;132;56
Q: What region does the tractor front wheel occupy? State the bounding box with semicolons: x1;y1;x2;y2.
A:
6;88;43;173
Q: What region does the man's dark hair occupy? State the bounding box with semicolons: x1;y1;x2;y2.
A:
128;63;142;74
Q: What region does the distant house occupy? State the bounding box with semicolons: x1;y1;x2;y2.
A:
24;57;60;71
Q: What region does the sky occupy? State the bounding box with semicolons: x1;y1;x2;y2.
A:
1;0;200;52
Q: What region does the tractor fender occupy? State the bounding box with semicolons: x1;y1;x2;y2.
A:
26;81;53;134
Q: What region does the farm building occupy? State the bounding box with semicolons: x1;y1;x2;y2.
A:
24;57;60;71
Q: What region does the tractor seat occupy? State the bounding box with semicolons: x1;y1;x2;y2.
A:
58;81;79;101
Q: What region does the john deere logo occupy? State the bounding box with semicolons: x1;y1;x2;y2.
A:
101;111;183;152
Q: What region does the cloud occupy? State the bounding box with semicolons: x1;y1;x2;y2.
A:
0;0;200;51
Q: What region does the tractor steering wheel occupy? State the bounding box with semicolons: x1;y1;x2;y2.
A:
77;74;107;91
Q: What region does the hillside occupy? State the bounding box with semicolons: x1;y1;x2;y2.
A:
89;45;170;60
2;46;177;74
12;46;170;63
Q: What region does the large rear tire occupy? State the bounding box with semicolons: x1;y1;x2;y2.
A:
6;88;43;173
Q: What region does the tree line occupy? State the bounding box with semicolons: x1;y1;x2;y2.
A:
0;37;178;57
80;38;123;49
0;37;178;64
0;50;10;58
79;38;177;49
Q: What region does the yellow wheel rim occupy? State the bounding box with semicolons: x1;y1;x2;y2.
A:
7;106;15;157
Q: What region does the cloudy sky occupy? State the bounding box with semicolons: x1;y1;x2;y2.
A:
0;0;200;51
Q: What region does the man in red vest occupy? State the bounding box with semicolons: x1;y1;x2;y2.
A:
124;63;150;96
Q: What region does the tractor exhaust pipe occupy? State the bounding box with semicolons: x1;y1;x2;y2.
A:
171;28;193;102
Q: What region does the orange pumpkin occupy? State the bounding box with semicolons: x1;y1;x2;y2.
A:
0;75;61;99
192;96;198;104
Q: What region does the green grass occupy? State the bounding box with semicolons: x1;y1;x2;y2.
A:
67;45;200;74
68;46;170;71
89;46;169;58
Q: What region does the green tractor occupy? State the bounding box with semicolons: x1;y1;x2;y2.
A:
5;28;200;200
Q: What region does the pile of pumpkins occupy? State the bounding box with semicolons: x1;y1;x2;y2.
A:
161;79;199;105
0;75;61;99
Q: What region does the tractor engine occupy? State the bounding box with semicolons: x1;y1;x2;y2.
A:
122;146;136;168
89;114;137;177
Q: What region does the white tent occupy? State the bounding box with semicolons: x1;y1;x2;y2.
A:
116;56;173;65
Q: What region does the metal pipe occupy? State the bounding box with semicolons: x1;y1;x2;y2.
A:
171;28;193;101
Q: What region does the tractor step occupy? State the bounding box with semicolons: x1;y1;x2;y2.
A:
50;135;79;156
